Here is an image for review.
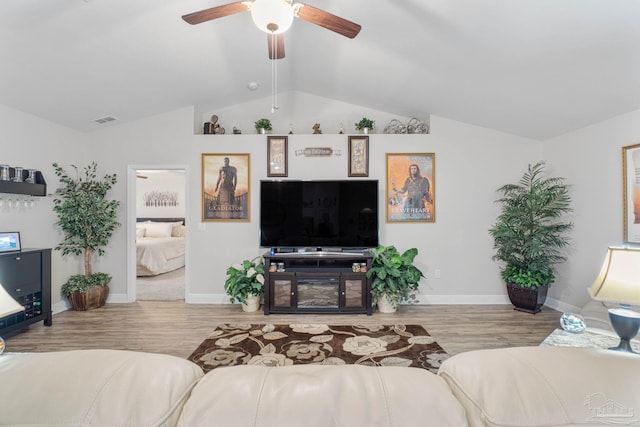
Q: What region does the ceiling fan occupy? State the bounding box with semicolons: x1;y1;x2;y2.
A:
182;0;361;59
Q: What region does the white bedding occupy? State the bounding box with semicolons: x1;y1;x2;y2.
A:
136;237;185;276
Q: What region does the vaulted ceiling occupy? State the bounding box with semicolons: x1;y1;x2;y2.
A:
1;1;639;140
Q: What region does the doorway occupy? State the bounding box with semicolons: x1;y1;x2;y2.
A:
127;165;189;302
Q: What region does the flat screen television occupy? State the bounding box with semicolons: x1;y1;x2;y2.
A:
260;180;379;250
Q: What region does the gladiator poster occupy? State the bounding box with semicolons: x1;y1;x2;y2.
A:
202;153;250;222
386;153;435;222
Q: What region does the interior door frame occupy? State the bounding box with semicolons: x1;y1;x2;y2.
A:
127;165;190;302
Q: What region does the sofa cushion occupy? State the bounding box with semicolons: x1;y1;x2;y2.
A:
0;349;204;427
438;346;640;427
178;364;468;427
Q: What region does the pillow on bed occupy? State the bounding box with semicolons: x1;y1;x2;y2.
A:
143;222;173;238
136;227;146;238
171;224;185;237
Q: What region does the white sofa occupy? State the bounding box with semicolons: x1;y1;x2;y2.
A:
1;346;639;427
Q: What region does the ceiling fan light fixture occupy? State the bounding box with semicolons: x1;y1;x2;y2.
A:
250;0;294;34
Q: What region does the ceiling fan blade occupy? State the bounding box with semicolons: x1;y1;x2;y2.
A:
267;34;285;60
295;4;361;39
182;2;249;25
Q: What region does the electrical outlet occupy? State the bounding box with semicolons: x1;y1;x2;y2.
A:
434;269;441;278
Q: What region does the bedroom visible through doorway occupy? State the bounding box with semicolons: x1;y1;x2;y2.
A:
135;169;186;301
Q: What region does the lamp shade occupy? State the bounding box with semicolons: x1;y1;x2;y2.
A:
250;0;294;34
588;247;640;305
0;283;24;318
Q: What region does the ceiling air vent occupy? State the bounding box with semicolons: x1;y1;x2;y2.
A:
93;116;117;124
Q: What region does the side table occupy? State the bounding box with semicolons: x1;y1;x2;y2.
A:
540;328;640;352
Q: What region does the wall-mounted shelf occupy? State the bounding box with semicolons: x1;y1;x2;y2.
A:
0;170;46;196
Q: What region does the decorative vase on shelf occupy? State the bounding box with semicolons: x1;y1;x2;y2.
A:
260;128;266;134
26;169;37;184
362;127;369;134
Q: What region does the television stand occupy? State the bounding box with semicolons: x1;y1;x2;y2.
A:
263;251;373;315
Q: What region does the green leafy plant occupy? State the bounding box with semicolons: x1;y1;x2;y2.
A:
355;117;374;131
52;162;120;295
61;273;111;297
224;256;265;304
488;161;573;289
366;245;424;308
254;118;272;132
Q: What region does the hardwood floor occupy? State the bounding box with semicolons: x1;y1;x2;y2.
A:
5;302;562;359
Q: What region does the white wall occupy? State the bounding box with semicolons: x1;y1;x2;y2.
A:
0;104;86;312
543;109;640;311
4;96;637;313
84;94;541;306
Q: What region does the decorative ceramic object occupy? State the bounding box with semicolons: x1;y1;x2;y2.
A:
560;312;586;333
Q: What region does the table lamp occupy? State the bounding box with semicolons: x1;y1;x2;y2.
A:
588;247;640;354
0;283;25;355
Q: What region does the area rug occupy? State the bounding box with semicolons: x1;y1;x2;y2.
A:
187;324;449;374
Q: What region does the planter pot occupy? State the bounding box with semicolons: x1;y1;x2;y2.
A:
242;294;261;312
376;293;397;313
68;284;110;311
362;127;370;134
506;282;548;314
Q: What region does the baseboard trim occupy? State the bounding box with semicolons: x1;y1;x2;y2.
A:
59;292;576;311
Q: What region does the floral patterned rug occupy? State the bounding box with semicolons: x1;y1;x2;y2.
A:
187;324;449;374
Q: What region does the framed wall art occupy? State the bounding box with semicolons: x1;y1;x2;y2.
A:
622;143;640;243
267;136;288;177
386;153;435;223
202;153;250;222
348;135;369;177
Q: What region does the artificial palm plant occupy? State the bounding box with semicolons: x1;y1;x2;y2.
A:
488;162;573;311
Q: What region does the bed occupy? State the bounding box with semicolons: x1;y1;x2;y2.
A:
136;218;185;276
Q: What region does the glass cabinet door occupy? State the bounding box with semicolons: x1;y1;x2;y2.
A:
270;274;295;310
341;273;366;311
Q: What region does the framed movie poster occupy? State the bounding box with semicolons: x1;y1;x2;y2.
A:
348;135;369;177
202;153;250;222
386;153;435;222
267;136;288;177
622;143;640;243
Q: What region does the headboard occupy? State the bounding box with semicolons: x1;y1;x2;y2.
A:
136;217;185;225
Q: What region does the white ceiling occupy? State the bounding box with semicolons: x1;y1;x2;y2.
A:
1;1;639;140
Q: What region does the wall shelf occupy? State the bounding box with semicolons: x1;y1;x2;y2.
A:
0;170;46;196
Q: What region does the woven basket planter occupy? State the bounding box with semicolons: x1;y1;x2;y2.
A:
68;285;110;311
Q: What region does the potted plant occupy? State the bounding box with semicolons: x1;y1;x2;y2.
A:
355;117;374;133
488;161;573;313
52;162;120;311
254;118;272;134
224;256;265;312
366;245;424;313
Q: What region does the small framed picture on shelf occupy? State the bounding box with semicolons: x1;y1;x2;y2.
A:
348;136;369;177
267;136;288;177
0;231;21;253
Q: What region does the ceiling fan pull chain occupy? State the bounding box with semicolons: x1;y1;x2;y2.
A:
271;31;278;113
